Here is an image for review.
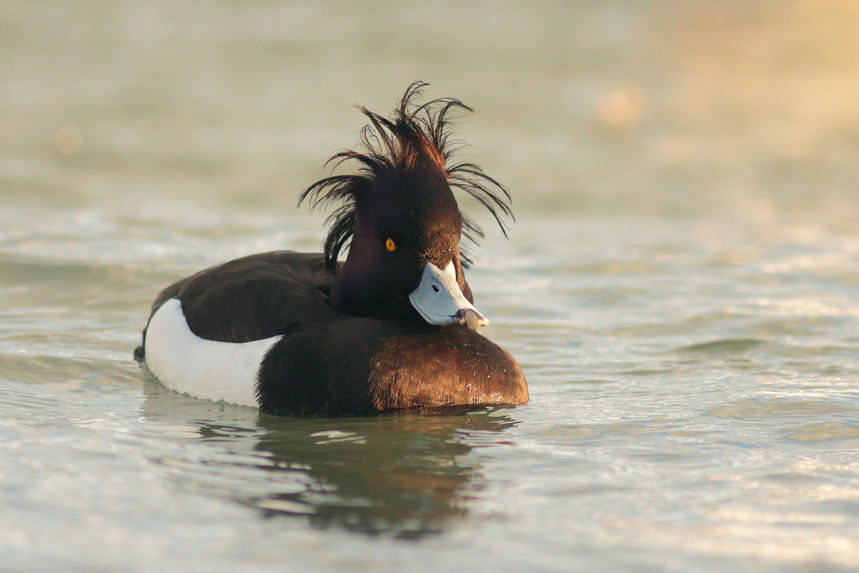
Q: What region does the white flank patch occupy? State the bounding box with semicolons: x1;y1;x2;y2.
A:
143;298;283;407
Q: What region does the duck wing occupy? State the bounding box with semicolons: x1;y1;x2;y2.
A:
147;251;340;344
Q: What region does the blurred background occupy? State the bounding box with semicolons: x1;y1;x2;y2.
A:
3;0;858;232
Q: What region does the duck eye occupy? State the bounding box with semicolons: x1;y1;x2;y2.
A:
385;238;396;252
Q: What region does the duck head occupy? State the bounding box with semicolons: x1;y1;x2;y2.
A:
300;82;513;329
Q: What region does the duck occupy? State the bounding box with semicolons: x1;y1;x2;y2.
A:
134;82;528;416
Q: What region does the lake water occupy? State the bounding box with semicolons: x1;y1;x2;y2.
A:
3;1;859;571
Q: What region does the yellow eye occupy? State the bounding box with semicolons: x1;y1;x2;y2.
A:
385;238;396;252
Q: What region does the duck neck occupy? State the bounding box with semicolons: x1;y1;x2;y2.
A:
329;220;418;321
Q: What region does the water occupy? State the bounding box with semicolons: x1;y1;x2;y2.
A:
3;0;859;571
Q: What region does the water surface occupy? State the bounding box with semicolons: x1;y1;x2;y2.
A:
2;1;859;571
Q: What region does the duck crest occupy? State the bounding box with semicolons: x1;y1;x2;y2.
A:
299;81;514;270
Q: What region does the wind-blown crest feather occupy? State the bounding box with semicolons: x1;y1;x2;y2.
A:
298;82;513;269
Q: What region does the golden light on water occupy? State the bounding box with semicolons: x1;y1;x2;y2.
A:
596;85;645;129
666;0;859;159
56;125;83;154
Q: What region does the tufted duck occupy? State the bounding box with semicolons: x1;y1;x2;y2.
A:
135;82;528;416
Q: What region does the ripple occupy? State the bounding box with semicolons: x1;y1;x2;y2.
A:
675;338;767;354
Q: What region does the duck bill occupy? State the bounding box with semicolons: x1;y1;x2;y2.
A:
408;261;488;329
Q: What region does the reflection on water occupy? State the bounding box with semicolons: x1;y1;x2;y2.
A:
253;411;511;538
141;377;516;539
